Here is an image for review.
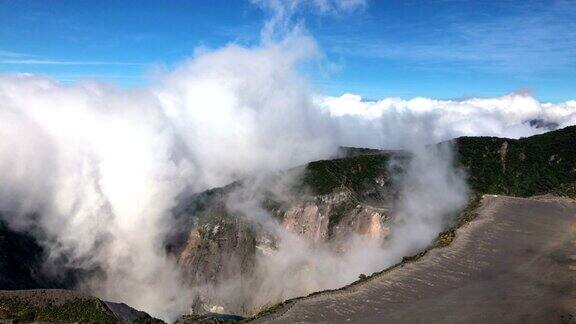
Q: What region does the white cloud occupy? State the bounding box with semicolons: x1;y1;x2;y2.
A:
0;35;337;321
252;0;366;41
317;91;576;149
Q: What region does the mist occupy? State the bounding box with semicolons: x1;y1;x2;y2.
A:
0;34;338;321
1;0;576;321
183;118;469;315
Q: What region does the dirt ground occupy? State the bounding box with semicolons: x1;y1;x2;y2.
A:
254;195;576;323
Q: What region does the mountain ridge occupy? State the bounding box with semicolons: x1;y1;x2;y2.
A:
0;125;575;322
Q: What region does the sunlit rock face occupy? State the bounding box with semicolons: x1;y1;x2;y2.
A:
281;192;390;245
171;199;392;315
168;164;397;316
282;202;328;243
280;190;389;244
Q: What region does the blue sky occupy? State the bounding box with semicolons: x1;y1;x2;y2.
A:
1;0;575;102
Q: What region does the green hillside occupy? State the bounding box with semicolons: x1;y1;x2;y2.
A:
304;125;576;199
456;126;576;197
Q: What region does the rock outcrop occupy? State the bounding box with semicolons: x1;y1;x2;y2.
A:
168;153;397;315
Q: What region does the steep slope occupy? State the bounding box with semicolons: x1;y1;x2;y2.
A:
306;125;576;199
0;219;52;290
456;126;576;197
0;289;163;323
0;217;86;294
167;155;398;314
253;195;576;323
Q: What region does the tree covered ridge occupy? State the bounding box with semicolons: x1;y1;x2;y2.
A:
302;125;576;198
456;125;576;197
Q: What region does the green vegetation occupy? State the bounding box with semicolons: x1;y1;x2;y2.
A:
554;183;576;199
297;126;576;242
456;125;576;196
241;299;296;323
326;199;358;238
0;297;117;323
186;126;576;245
430;194;482;249
301;153;394;196
298;153;400;236
337;146;391;158
302;126;576;199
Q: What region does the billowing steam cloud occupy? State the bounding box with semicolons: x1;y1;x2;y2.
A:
184;111;470;315
1;0;576;321
0;34;337;321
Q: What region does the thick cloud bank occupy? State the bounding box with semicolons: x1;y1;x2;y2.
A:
319;92;576;149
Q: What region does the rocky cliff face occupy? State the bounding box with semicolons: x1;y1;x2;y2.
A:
176;220;257;288
167;153;398;315
278;190;391;247
171;194;393;315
